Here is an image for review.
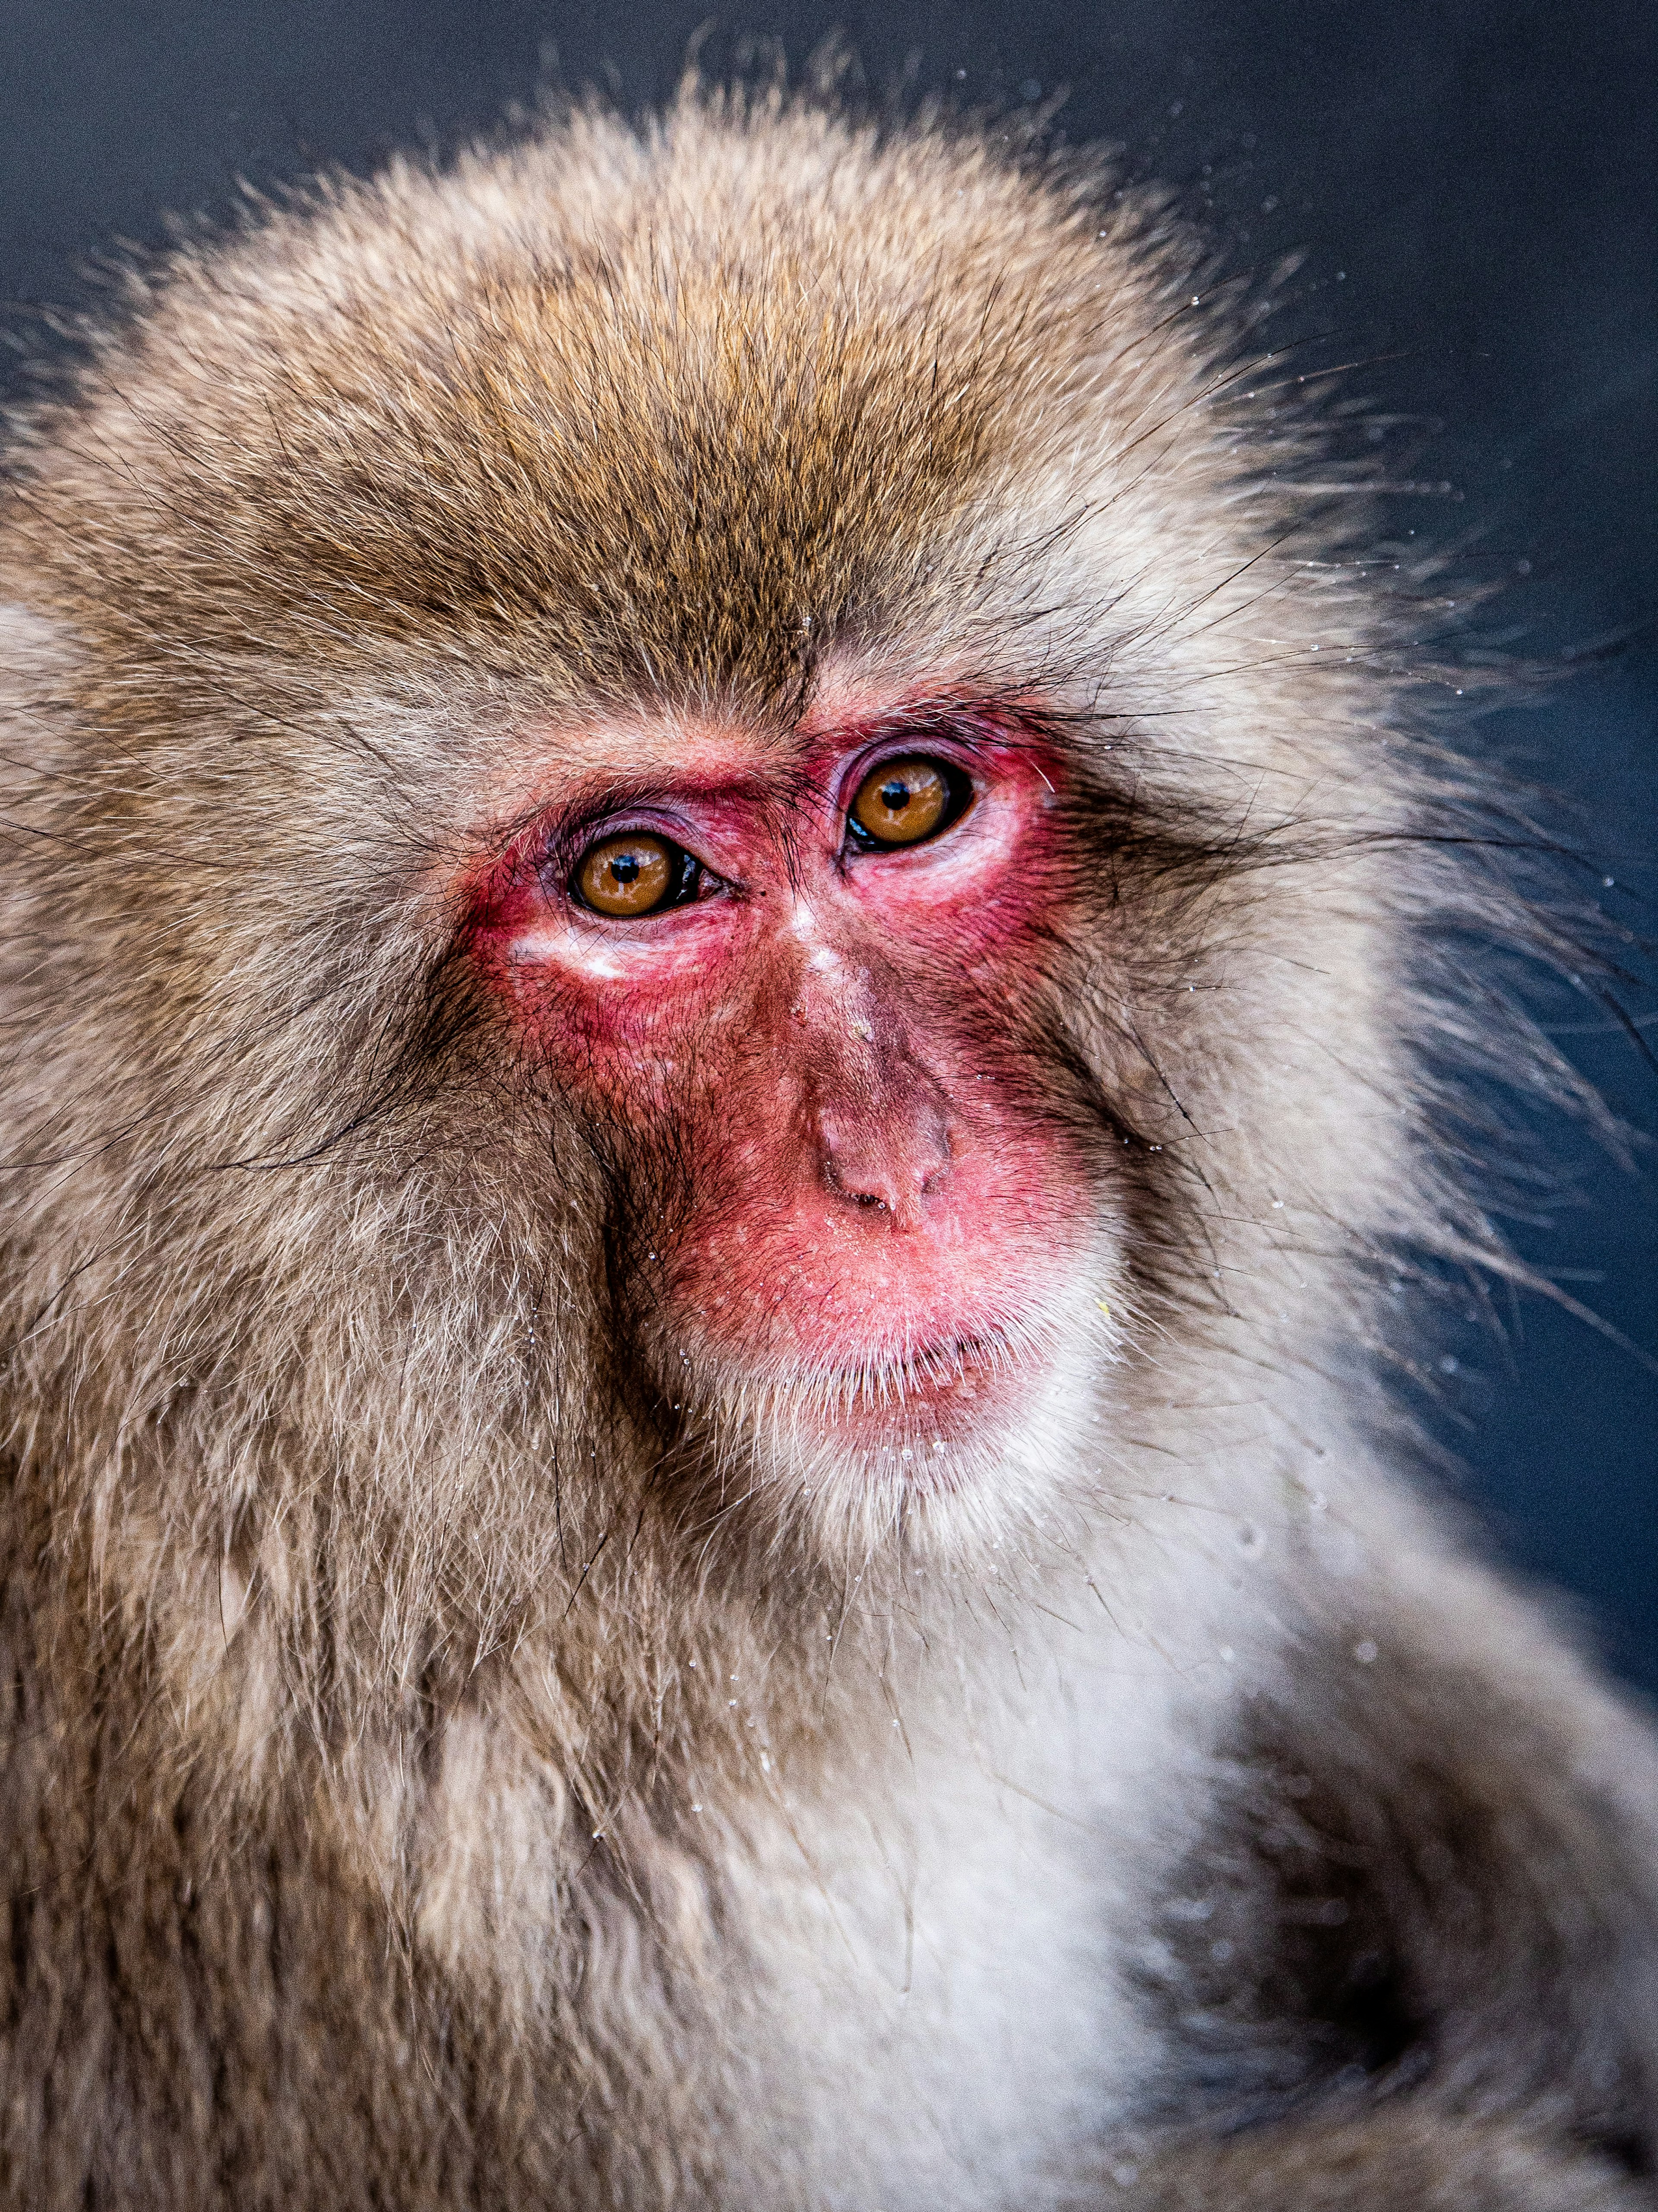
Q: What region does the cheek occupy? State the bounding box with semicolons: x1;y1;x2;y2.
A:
468;901;760;1109
849;792;1069;971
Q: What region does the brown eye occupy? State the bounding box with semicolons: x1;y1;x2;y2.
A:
849;757;960;847
573;832;690;918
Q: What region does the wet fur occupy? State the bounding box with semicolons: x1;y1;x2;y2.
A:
0;84;1652;2209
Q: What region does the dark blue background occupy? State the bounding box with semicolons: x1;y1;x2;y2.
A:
2;1;1652;1683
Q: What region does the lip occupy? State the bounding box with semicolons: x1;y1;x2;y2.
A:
783;1325;1038;1431
884;1331;1004;1394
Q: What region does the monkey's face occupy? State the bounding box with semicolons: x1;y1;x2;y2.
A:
465;685;1111;1514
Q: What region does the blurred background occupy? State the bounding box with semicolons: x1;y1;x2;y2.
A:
1;0;1652;1684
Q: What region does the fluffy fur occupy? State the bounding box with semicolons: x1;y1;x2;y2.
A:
0;85;1651;2209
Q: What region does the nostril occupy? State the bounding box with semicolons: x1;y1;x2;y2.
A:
820;1142;901;1213
816;1097;955;1223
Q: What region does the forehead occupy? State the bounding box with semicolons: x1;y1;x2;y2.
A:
15;112;1112;722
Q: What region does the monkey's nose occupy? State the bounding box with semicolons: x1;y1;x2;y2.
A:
816;1094;954;1231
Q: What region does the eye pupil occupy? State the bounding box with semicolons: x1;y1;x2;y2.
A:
610;856;640;885
880;780;910;809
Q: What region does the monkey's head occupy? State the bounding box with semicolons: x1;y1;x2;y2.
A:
0;96;1408;1752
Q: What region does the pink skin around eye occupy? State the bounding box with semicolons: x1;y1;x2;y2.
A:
464;703;1095;1423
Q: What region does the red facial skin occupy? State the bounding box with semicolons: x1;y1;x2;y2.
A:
465;699;1095;1434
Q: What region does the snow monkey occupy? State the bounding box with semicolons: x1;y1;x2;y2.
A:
0;81;1652;2212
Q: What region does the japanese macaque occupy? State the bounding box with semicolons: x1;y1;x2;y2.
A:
0;82;1652;2212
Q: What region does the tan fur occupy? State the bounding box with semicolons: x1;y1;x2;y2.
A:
0;86;1651;2209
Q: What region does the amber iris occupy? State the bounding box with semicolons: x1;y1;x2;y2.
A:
850;758;950;845
576;833;676;917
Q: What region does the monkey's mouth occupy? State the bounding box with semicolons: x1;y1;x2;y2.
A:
884;1331;1003;1397
655;1291;1099;1517
781;1321;1048;1432
656;1257;1094;1470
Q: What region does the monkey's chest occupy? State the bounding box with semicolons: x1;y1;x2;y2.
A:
703;1709;1168;2210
